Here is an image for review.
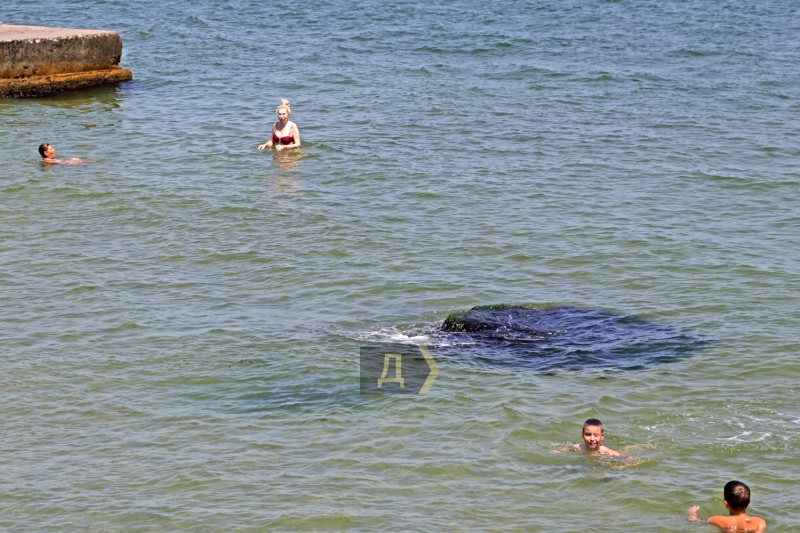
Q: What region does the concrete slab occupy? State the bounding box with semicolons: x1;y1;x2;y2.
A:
0;23;132;96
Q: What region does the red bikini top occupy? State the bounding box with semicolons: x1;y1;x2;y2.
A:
273;133;294;145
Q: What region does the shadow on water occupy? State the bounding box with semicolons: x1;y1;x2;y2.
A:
0;81;134;109
420;304;710;372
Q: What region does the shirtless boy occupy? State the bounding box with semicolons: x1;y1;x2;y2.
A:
39;143;81;164
688;480;766;532
559;418;622;456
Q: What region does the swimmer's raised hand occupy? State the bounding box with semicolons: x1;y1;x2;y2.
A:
687;506;703;523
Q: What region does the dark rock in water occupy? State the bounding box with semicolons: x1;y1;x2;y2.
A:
435;304;707;371
442;304;559;334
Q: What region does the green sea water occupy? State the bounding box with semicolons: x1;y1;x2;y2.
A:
2;0;800;531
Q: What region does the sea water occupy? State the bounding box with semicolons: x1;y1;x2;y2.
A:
1;0;800;531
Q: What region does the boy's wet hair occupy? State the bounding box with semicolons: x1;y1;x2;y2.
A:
583;418;604;431
39;143;50;157
724;480;750;511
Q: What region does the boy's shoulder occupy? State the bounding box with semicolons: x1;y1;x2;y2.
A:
598;445;621;456
708;514;766;532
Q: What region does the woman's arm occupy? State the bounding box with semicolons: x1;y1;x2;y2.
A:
258;124;277;150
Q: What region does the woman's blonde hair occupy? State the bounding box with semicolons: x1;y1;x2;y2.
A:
277;99;291;113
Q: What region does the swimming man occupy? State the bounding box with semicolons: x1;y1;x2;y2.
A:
39;143;81;164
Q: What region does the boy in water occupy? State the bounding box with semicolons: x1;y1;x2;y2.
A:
558;418;622;456
688;480;766;532
39;143;81;164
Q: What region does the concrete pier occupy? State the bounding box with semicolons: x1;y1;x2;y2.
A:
0;24;132;97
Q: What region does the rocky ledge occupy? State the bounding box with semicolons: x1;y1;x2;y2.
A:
0;24;132;97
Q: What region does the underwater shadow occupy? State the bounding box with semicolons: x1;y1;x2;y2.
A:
424;304;710;372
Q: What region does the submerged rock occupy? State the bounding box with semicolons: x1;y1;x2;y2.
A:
441;304;555;334
436;304;707;371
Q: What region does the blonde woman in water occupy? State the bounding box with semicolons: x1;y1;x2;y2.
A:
258;99;301;152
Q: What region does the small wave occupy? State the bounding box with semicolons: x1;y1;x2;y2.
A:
723;432;772;443
668;47;720;58
346;326;462;347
